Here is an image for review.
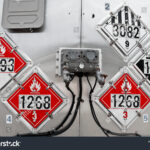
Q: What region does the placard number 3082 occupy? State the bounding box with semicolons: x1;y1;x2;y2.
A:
113;25;140;48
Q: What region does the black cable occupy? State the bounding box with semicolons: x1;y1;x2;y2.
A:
52;74;83;136
17;75;83;137
87;76;109;137
87;76;141;137
55;83;75;131
17;82;76;137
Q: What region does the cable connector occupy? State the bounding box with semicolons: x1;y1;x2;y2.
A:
96;69;107;87
62;69;74;84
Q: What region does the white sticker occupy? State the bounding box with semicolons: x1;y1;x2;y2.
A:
143;114;148;123
105;3;110;11
6;115;12;124
141;7;147;13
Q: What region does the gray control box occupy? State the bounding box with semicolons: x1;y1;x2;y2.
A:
56;48;101;76
2;0;45;29
56;48;107;85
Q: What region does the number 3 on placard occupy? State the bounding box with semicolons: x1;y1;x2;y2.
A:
123;111;128;119
32;111;37;122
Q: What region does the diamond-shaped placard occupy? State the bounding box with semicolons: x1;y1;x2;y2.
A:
97;5;150;62
129;47;150;86
1;66;67;132
0;32;32;90
94;67;150;130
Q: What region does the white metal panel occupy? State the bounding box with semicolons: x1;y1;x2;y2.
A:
0;0;81;136
0;0;150;137
80;0;150;136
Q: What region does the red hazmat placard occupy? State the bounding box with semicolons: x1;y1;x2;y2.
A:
0;37;26;73
100;74;150;110
96;73;150;129
7;73;64;129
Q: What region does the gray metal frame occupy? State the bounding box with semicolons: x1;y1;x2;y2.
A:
0;31;32;91
2;0;45;29
0;66;68;133
93;66;150;131
96;4;150;62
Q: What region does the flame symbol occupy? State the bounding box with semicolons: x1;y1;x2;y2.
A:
121;79;132;93
30;78;41;92
0;42;6;55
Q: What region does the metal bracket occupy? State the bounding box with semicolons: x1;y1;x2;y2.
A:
110;38;118;46
16;112;23;120
109;81;116;89
8;74;24;89
136;41;145;54
137;77;148;88
136;111;141;117
46;82;54;90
